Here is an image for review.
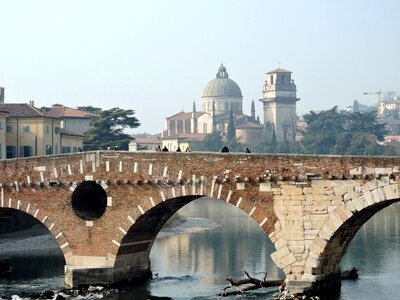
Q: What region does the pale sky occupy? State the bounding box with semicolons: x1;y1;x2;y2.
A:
1;0;399;134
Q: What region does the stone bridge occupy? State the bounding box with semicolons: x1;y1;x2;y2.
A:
1;151;400;295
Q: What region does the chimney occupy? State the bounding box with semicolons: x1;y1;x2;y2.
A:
0;87;4;103
29;100;35;106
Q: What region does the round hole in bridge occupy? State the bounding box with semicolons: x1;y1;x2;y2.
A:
71;181;107;220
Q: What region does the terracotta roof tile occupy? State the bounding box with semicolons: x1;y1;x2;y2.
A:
0;103;55;118
46;104;95;118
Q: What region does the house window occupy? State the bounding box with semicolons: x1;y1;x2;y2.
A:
46;125;50;134
6;146;16;159
0;121;2;129
19;146;32;158
73;147;77;153
6;125;12;133
23;125;30;133
55;127;60;134
62;146;71;154
46;145;52;155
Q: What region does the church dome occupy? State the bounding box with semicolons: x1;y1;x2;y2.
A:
202;64;242;98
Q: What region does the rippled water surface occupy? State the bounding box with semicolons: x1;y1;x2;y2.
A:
1;198;400;299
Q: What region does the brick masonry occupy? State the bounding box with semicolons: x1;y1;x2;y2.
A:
1;151;400;293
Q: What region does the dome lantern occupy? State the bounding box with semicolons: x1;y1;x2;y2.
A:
201;64;243;114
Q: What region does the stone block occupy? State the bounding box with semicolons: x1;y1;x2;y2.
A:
378;176;390;187
375;167;392;175
334;185;348;197
280;252;297;269
369;189;380;205
311;180;324;187
259;182;271;192
281;186;303;195
305;255;320;269
275;237;287;250
236;183;245;190
309;237;327;256
367;179;379;191
383;184;399;200
345;200;357;213
349;167;363;175
352;196;366;211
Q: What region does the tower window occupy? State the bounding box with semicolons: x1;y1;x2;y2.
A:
270;75;274;85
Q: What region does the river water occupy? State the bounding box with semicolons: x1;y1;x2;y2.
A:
1;198;400;299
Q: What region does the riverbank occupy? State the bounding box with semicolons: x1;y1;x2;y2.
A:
0;225;59;256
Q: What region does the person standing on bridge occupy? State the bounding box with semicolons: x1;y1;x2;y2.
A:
220;145;229;153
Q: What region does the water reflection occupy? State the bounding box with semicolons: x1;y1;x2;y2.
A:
148;197;283;298
0;249;64;296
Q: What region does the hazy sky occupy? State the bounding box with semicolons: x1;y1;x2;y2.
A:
1;0;399;134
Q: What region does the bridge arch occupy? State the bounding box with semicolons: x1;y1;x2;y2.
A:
109;180;278;279
304;181;400;291
0;202;72;265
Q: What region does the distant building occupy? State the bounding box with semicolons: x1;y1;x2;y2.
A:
131;134;162;151
0;103;62;158
0;102;84;159
260;68;299;143
44;104;94;135
0;87;4;104
163;64;262;150
0;109;7;159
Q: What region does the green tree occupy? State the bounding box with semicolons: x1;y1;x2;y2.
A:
227;108;236;141
301;107;391;156
76;106;102;114
83;107;140;150
226;136;244;152
191;131;223;152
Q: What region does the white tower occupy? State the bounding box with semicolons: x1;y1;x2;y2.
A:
260;68;299;143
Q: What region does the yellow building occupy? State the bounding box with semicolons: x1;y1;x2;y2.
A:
0;103;62;158
0;103;84;158
42;104;88;153
60;128;84;154
0;109;6;159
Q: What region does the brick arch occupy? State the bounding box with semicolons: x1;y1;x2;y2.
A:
0;201;72;262
109;179;276;270
305;182;400;283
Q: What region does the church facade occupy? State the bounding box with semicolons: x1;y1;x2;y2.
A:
162;64;299;151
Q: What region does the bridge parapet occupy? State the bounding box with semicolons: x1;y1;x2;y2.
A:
0;152;400;294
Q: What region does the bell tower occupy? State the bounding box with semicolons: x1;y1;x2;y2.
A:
260;68;299;143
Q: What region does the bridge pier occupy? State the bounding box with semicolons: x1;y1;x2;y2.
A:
65;265;152;287
285;272;341;296
64;253;152;287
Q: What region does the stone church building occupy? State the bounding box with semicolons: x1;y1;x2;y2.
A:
162;64;298;151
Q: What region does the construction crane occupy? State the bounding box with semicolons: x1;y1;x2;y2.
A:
363;90;383;117
363;90;400;117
